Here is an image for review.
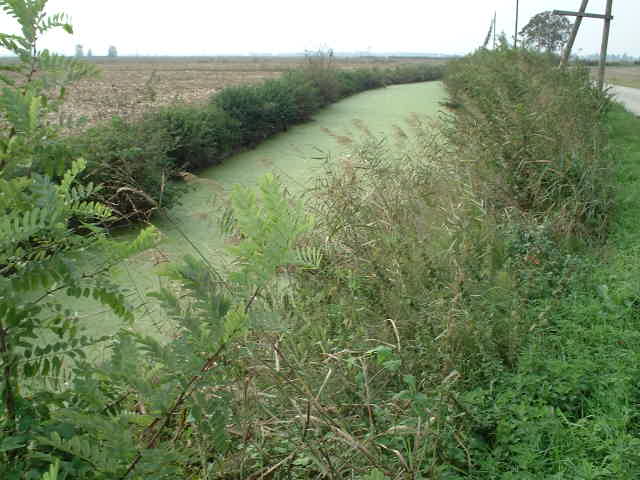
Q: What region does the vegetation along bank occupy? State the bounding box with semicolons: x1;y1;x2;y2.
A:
66;53;444;224
3;0;640;478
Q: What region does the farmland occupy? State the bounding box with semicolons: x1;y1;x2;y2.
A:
603;65;640;89
588;65;640;89
52;58;637;130
55;56;447;128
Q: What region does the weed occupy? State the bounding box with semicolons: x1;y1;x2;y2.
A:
445;47;614;241
451;104;640;480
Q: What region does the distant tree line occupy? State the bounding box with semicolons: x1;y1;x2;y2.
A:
578;52;639;63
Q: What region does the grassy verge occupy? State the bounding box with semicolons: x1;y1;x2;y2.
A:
426;49;640;477
459;104;640;478
458;107;640;479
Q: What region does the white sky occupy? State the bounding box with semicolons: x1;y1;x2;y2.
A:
0;0;637;57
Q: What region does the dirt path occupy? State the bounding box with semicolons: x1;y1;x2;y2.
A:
608;85;640;116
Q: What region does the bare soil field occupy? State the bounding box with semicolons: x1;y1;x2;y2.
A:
51;56;445;129
592;66;640;89
605;66;640;89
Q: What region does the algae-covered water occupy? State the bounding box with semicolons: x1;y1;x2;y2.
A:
78;81;446;344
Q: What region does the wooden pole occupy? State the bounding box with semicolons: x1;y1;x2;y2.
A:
493;12;497;49
483;19;493;48
560;0;589;66
554;10;612;20
555;1;614;90
514;0;520;48
598;0;613;90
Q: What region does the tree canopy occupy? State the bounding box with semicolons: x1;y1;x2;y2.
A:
520;11;572;53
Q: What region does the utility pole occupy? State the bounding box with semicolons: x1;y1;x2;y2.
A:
514;0;520;48
598;0;614;90
493;12;497;49
560;0;589;66
554;0;614;90
483;18;493;49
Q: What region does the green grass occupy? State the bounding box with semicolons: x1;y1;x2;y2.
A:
463;104;640;478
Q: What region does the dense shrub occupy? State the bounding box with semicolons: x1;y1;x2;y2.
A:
223;49;621;478
212;68;332;147
336;68;387;95
211;61;445;151
444;47;613;240
278;70;323;120
211;71;328;147
300;49;344;105
213;84;279;147
386;62;446;84
259;77;305;128
70;116;182;223
145;104;241;170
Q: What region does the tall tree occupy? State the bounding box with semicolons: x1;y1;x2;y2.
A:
75;43;84;57
520;11;572;53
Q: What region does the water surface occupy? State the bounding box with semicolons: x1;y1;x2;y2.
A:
82;81;447;342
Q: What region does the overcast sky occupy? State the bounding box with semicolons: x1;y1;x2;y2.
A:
0;0;637;57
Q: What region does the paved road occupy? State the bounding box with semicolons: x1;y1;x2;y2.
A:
608;85;640;116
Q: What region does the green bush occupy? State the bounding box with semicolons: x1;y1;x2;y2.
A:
386;63;446;84
258;77;304;129
0;2;156;477
213;83;282;147
300;49;344;105
212;74;322;147
336;68;387;95
212;61;445;151
70;116;182;223
144;103;241;170
444;47;614;240
279;70;323;120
